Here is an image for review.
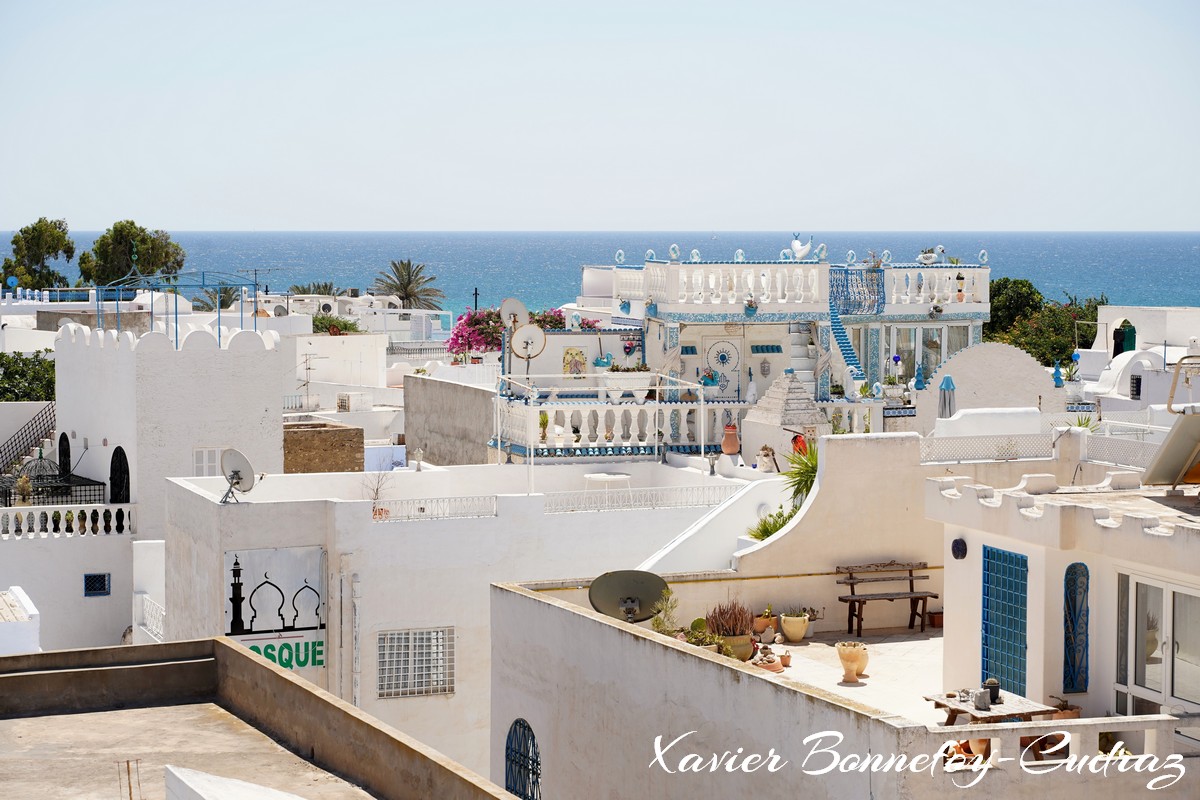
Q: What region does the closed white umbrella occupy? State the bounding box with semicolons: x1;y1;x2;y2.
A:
938;375;957;418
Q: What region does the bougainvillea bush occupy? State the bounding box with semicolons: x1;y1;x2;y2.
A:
447;306;599;356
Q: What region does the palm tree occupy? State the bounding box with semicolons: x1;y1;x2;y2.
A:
372;259;445;310
191;286;240;312
289;282;345;296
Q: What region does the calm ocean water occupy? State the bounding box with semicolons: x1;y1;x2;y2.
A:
2;231;1197;313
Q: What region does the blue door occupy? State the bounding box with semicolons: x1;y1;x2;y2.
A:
982;545;1028;696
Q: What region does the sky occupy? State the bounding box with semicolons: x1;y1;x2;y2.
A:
1;1;1197;231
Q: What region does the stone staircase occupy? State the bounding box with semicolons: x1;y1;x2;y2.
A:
828;303;864;383
787;323;817;397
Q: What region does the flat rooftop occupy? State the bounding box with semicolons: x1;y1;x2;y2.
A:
1046;484;1200;529
0;703;373;799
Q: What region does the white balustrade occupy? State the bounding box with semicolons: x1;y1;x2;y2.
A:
0;503;136;539
642;262;827;307
506;398;751;454
1085;435;1160;469
887;266;989;305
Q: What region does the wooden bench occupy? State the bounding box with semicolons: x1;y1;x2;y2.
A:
836;560;938;637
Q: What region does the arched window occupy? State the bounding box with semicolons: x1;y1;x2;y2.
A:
58;433;71;478
109;447;130;504
505;718;541;800
1064;562;1089;693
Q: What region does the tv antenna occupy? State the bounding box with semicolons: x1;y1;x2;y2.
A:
499;298;529;376
298;353;329;410
588;570;668;623
219;448;257;504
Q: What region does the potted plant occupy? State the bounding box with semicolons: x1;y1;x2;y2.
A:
538;411;549;443
955;271;965;302
744;295;758;317
829;382;845;399
927;608;944;628
779;606;810;642
602;362;653;403
984;677;1001;703
754;603;777;635
835;641;868;683
705;600;754;661
14;474;32;506
801;606;824;638
1048;695;1082;720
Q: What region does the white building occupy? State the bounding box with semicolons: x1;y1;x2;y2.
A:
161;459;749;774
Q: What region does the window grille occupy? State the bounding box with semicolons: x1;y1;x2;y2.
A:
84;573;111;597
194;448;222;477
377;628;454;698
1063;562;1090;693
505;719;541;800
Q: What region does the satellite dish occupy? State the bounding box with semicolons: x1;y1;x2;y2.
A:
588;570;668;623
499;297;529;330
510;323;546;359
219;448;256;504
273;305;288;317
320;303;332;313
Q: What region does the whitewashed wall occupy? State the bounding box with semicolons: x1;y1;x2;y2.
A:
0;532;131;650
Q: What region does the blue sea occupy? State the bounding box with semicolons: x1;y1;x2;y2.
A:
2;231;1197;314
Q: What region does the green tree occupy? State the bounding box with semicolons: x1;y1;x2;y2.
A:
372;259;445;310
983;277;1044;340
0;350;55;401
312;314;360;333
289;282;346;296
2;217;76;288
191;287;239;312
1003;292;1108;366
77;220;186;285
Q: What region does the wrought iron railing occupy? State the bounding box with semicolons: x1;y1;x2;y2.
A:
141;594;165;642
829;268;886;315
920;434;1053;463
372;495;498;522
0;402;55;472
543;484;739;514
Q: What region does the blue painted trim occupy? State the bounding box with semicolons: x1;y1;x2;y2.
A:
657;311;829;323
1063;562;1089;693
982;545;1028;697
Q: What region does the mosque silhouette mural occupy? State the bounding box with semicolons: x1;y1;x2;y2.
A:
224;546;327;671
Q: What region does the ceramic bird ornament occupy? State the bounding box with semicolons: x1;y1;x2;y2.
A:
791;234;813;260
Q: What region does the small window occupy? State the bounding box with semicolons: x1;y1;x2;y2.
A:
377;628;455;698
194;447;222;477
84;573;111;597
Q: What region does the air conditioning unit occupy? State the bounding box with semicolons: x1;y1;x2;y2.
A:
336;392;371;412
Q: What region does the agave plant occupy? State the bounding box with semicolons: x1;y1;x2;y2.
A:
783;446;819;501
704;600;753;637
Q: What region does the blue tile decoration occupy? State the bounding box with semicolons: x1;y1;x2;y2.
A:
1063;562;1089;693
867;327;881;384
982;545;1028;697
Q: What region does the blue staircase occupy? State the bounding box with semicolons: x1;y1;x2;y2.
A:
828;303;864;380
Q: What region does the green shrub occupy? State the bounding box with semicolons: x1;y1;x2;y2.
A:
312;314;360;334
748;504;799;541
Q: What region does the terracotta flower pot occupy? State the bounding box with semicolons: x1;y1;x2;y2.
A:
779;652;792;667
835;642;868;683
753;616;777;635
721;424;740;455
779;614;809;642
723;634;754;662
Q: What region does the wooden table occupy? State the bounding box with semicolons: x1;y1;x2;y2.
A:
924;689;1057;726
924;690;1060;760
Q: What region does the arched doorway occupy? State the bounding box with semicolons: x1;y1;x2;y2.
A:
58;432;70;478
109;447;130;504
504;718;541;800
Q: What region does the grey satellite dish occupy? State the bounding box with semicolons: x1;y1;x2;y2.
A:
273;305;288;317
321;303;332;313
588;570;668;623
219;448;256;504
499;297;529;330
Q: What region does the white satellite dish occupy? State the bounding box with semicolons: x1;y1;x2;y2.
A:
499;297;529;330
510;323;547;360
219;448;256;504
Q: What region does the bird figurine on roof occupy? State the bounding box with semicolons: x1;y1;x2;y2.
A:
791;234;813;260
